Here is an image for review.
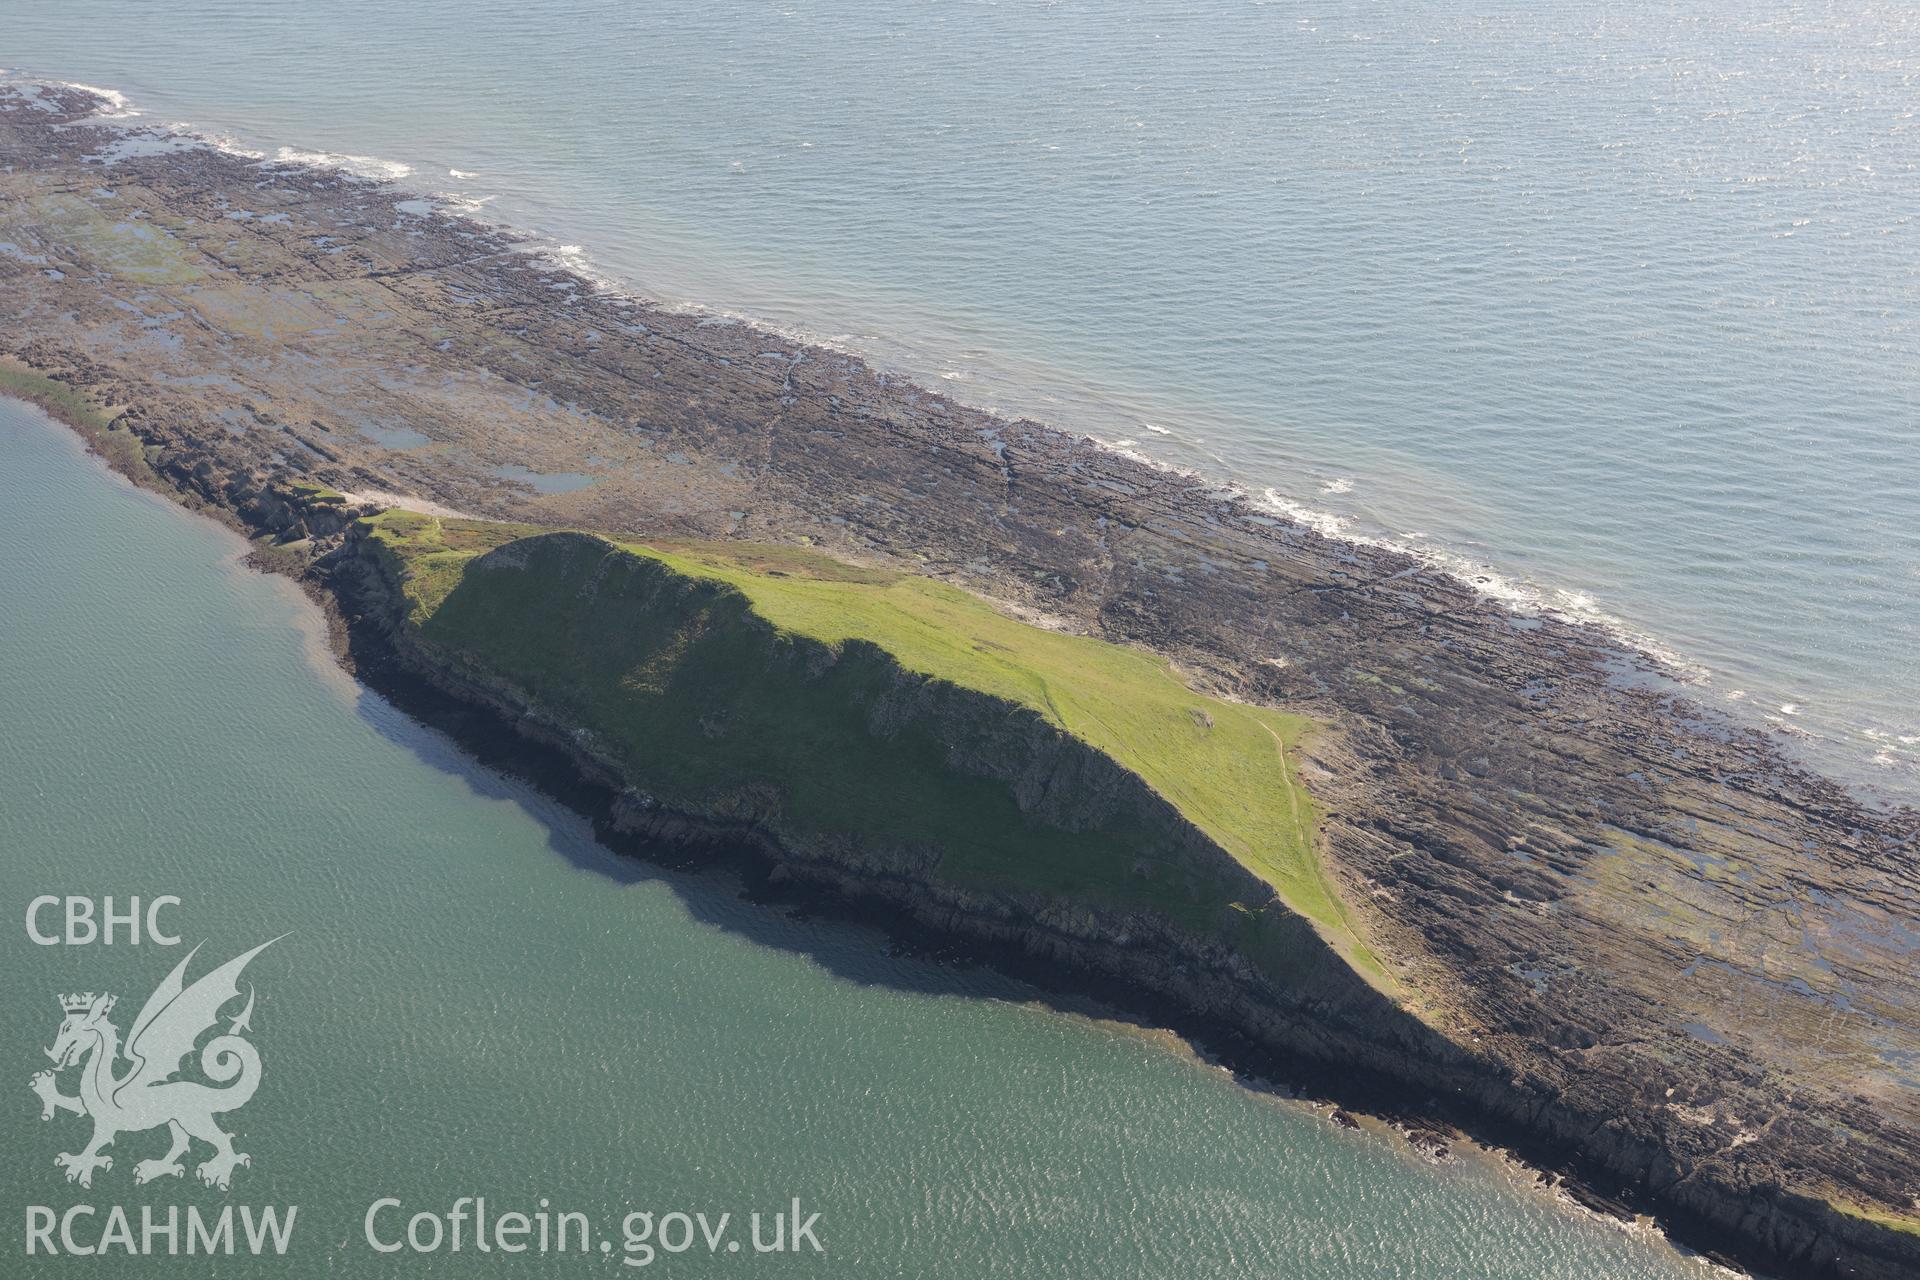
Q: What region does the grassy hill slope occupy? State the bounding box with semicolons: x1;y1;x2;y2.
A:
363;510;1383;988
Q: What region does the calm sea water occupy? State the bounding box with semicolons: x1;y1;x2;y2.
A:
0;404;1721;1274
7;0;1916;800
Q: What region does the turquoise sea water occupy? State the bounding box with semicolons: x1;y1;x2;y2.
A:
6;0;1915;800
0;403;1723;1274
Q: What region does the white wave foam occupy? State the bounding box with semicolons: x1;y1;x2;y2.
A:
1321;476;1354;494
1088;435;1200;479
147;120;265;161
204;132;266;161
1863;730;1920;767
80;114;265;166
270;146;412;183
448;167;478;179
1763;713;1816;739
536;242;626;295
1259;490;1357;543
482;236;889;366
0;75;123;118
56;81;142;119
1253;487;1706;678
440;191;498;215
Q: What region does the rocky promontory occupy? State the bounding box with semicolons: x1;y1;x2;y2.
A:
3;82;1916;1278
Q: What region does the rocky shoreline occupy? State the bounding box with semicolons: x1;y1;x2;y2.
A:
318;519;1750;1274
4;82;1916;1279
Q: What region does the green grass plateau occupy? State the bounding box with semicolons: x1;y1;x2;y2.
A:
364;510;1383;987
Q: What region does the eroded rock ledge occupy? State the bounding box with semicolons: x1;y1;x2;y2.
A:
3;83;1915;1277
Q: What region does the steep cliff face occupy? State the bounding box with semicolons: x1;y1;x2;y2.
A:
337;520;1920;1280
355;524;1395;1018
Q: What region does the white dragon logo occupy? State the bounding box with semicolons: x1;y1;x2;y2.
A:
29;939;279;1191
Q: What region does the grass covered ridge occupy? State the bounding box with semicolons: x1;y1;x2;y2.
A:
1831;1198;1920;1239
364;511;1384;988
